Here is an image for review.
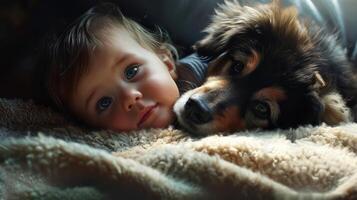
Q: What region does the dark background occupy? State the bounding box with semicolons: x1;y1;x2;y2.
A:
0;0;356;103
0;0;222;102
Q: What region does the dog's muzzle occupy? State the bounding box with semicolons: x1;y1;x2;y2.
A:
183;98;213;124
174;89;216;135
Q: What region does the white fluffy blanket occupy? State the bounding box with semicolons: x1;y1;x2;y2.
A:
0;98;356;199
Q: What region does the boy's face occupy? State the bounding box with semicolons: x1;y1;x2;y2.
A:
67;27;179;131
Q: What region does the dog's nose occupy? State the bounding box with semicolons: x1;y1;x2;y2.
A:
184;98;213;124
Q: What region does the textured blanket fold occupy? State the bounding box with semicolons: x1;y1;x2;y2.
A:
0;98;356;200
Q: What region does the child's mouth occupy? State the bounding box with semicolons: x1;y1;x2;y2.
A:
138;103;159;128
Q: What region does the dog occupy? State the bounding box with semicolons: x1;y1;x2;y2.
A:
174;0;357;136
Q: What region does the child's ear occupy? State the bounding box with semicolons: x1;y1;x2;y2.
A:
158;50;177;80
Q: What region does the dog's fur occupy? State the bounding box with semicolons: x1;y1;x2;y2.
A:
174;0;357;135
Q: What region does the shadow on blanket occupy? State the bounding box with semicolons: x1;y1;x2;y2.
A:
0;98;357;200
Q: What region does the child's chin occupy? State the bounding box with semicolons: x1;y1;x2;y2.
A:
150;108;175;129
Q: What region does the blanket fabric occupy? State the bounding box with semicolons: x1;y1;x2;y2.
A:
0;98;356;200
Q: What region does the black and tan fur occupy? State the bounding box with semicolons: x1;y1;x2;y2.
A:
174;0;357;135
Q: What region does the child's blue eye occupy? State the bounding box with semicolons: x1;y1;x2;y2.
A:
96;96;112;112
125;64;140;80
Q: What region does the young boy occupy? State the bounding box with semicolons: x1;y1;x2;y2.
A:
45;3;209;132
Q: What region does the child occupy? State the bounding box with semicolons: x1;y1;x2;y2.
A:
44;3;209;132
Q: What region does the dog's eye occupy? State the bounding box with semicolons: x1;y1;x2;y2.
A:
229;60;244;75
251;100;270;120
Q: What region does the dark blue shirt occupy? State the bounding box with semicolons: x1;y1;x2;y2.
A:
176;53;212;94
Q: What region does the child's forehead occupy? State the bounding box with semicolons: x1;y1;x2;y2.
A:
96;26;127;42
96;26;154;53
95;27;133;48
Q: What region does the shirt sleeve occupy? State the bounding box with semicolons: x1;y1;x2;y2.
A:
176;53;212;94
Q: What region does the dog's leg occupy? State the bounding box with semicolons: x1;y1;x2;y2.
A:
321;92;352;125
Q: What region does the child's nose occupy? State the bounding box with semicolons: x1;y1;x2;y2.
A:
123;89;143;111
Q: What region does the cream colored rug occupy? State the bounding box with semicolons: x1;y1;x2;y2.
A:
0;98;356;200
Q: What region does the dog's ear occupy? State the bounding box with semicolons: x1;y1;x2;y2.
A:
195;0;305;57
193;0;244;56
193;0;279;56
193;30;227;56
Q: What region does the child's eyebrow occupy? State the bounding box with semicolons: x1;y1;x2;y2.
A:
86;88;97;112
110;53;132;70
112;56;126;71
111;53;132;72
